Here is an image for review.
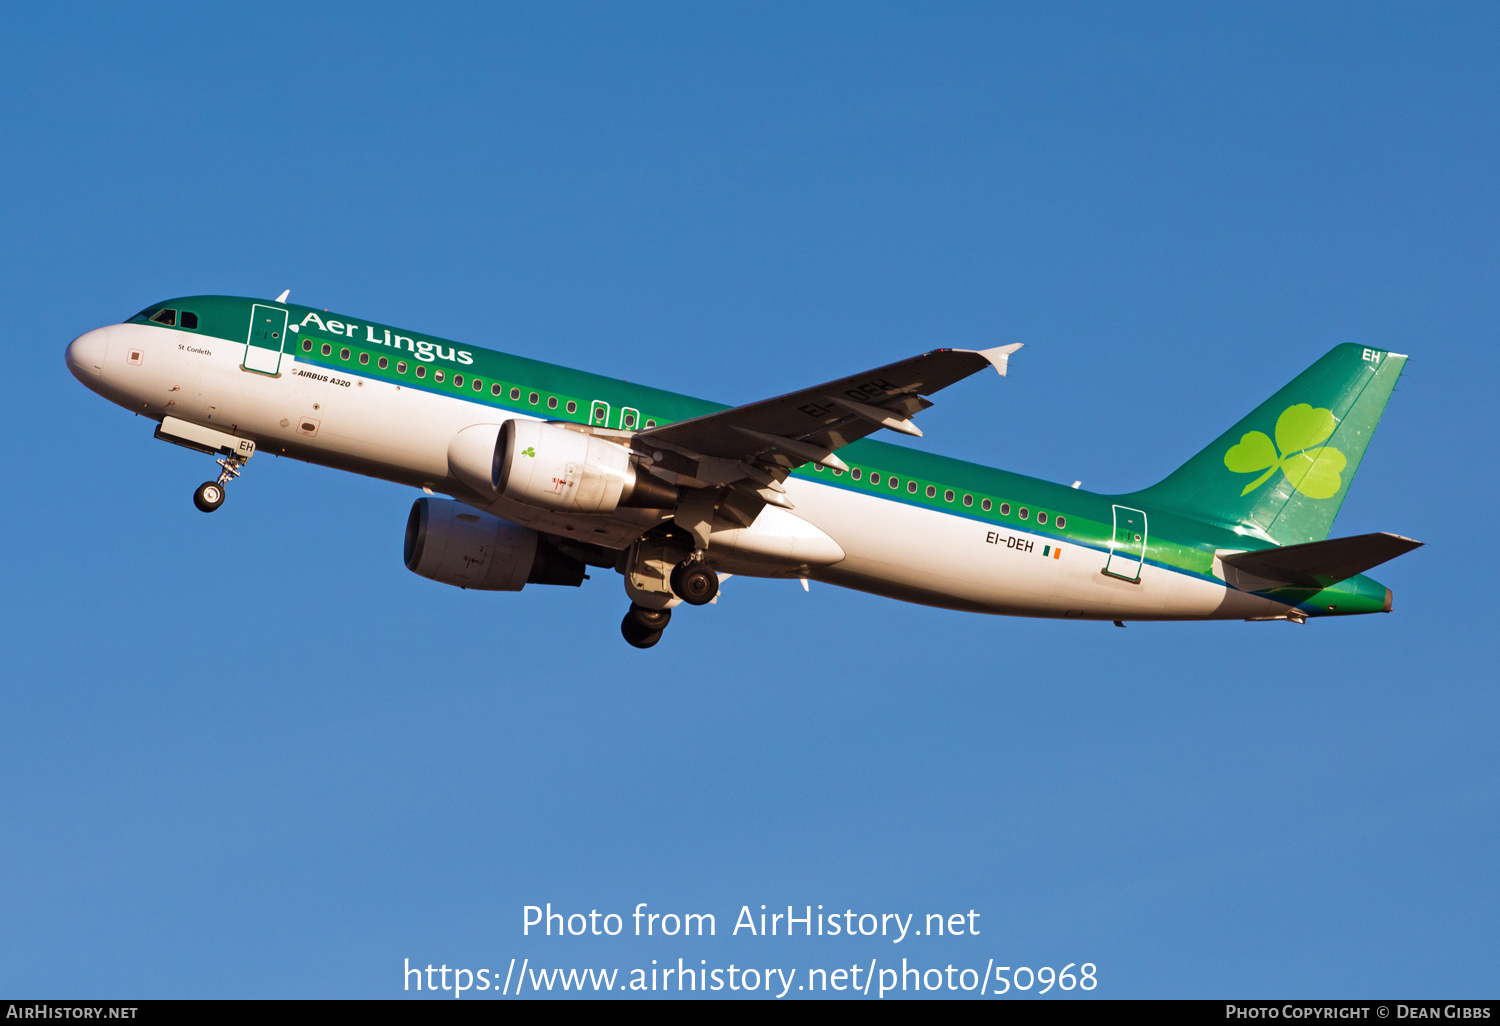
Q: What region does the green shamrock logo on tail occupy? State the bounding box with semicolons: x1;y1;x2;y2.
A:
1224;404;1347;499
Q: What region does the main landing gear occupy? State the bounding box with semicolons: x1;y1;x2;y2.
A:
193;451;249;513
619;556;721;649
669;559;719;606
620;604;672;649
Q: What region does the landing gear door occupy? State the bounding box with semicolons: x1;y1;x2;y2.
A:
243;304;289;375
1104;505;1148;582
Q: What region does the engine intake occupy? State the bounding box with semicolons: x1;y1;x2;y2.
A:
493;420;678;513
404;498;585;590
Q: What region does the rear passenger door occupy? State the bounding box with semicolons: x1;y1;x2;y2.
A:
1104;505;1148;582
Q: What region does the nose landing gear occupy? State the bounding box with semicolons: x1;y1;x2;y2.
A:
192;451;249;513
152;417;258;514
193;481;226;512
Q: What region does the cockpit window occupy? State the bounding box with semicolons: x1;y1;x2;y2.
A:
150;309;177;326
179;311;199;329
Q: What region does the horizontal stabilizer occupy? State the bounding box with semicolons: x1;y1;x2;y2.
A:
1220;532;1423;588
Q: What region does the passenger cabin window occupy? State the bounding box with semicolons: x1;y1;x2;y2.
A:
150;309;177;326
180;311;199;329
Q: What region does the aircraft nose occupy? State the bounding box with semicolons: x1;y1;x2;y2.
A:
66;327;111;382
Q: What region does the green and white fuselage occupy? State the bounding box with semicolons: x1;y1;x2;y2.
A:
64;295;1415;636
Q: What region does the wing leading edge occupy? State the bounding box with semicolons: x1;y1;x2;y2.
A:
639;343;1021;469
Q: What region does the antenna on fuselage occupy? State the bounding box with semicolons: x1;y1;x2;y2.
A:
275;290;290;303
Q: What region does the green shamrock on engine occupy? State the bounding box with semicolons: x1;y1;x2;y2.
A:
1224;403;1347;499
521;446;536;458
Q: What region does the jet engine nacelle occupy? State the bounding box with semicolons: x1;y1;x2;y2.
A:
403;497;585;590
490;420;677;514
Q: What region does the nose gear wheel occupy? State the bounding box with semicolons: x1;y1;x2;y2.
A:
193;481;226;512
191;451;249;513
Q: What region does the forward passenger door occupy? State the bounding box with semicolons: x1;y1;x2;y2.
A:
243;304;289;375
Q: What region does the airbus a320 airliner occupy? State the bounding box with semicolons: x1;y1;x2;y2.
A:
65;294;1421;647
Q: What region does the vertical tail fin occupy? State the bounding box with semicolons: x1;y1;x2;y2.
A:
1131;344;1407;545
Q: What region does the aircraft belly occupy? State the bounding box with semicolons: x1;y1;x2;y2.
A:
785;480;1064;614
785;478;1288;621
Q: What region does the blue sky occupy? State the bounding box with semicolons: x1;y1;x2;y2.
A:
1;2;1495;998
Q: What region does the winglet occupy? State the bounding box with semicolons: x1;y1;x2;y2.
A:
972;342;1023;376
275;290;291;303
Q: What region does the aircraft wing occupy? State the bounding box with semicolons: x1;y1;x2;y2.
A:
638;344;1021;470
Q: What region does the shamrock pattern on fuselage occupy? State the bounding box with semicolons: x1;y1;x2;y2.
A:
1224;403;1347;499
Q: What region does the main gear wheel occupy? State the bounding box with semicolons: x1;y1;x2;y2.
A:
669;561;719;606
